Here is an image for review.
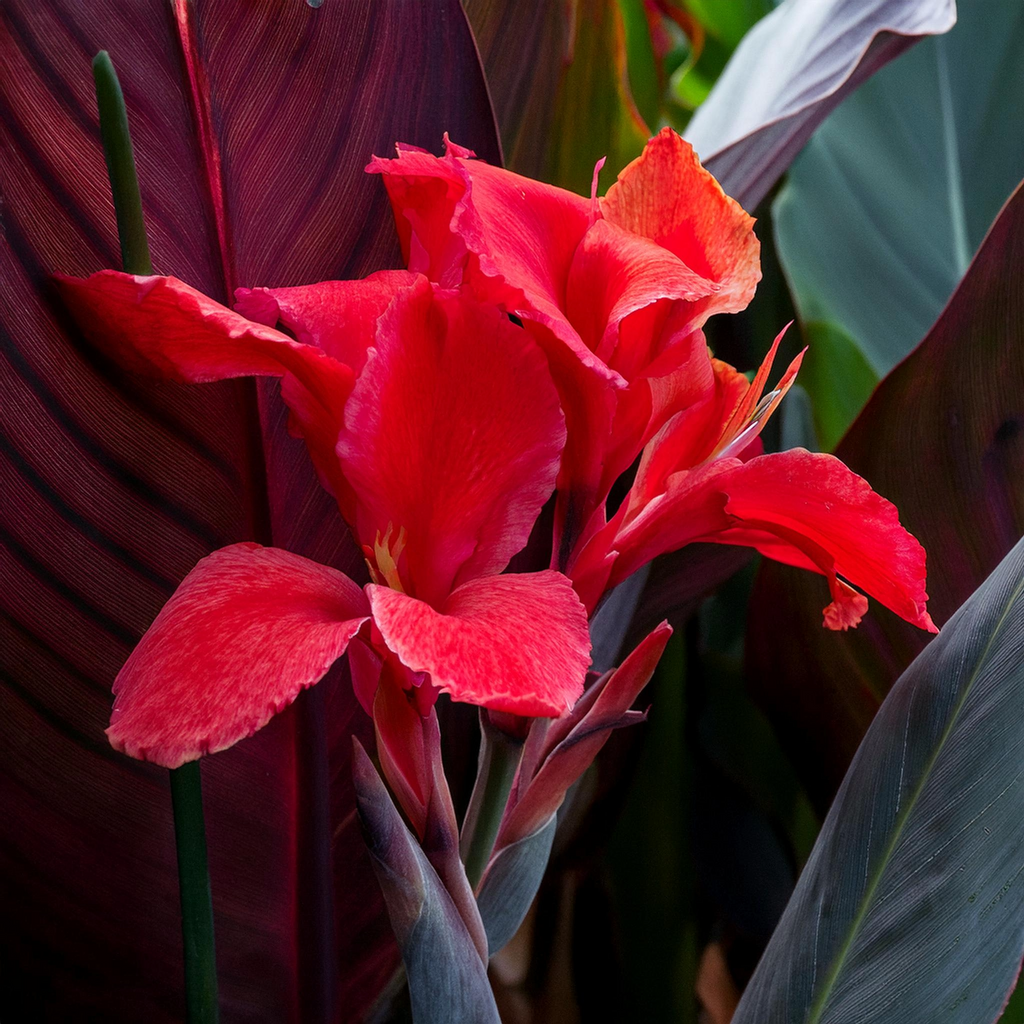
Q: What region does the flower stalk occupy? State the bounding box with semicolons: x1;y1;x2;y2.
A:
170;761;220;1024
93;49;218;1022
461;713;524;889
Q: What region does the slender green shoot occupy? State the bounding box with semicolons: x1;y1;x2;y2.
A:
92;49;218;1022
92;51;152;274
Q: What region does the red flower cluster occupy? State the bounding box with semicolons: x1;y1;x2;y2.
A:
58;129;934;798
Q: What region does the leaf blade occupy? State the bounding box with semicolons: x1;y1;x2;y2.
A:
736;535;1024;1024
774;0;1024;376
685;0;956;209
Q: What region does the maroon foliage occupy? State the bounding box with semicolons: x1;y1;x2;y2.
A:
0;2;500;1020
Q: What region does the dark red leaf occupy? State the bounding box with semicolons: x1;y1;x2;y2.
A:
465;0;646;193
0;2;500;1021
747;179;1024;811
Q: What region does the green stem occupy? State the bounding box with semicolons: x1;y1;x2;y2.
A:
170;763;220;1024
92;50;217;1021
461;714;523;890
92;51;152;274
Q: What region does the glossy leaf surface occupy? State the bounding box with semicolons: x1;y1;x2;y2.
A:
735;534;1024;1024
749;179;1024;808
685;0;956;210
775;0;1024;376
0;2;500;1020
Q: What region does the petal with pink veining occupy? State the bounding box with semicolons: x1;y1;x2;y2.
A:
367;572;591;717
107;543;369;767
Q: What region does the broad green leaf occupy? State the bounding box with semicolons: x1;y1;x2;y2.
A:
686;0;955;209
735;534;1024;1024
683;0;773;48
775;0;1024;375
800;321;879;451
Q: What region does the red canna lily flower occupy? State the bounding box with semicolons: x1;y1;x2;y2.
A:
368;129;935;634
56;269;592;772
368;127;759;558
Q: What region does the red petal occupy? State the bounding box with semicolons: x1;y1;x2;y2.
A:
565;218;717;370
719;450;935;632
338;280;565;605
371;656;432;838
497;622;671;849
600;127;760;327
107;544;369;767
366;147;473;286
367;572;591;716
369;144;594;355
56;271;355;501
609;449;935;631
234;270;420;375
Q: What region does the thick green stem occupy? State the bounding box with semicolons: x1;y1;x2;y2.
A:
461;715;523;890
92;50;217;1021
170;763;220;1024
92;51;152;274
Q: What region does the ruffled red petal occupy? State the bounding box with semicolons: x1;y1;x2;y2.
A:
107;544;369;767
606;449;935;632
56;271;355;501
369;142;593;352
565;218;717;371
367;572;591;717
719;450;936;632
337;279;565;605
234;269;420;375
600;127;761;327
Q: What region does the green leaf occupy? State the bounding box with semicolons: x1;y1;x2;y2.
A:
735;534;1024;1024
799;321;879;452
683;0;771;48
775;0;1024;376
685;0;955;209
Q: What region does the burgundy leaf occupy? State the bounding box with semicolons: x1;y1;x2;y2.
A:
747;179;1024;810
465;0;646;193
463;0;568;178
0;2;500;1021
